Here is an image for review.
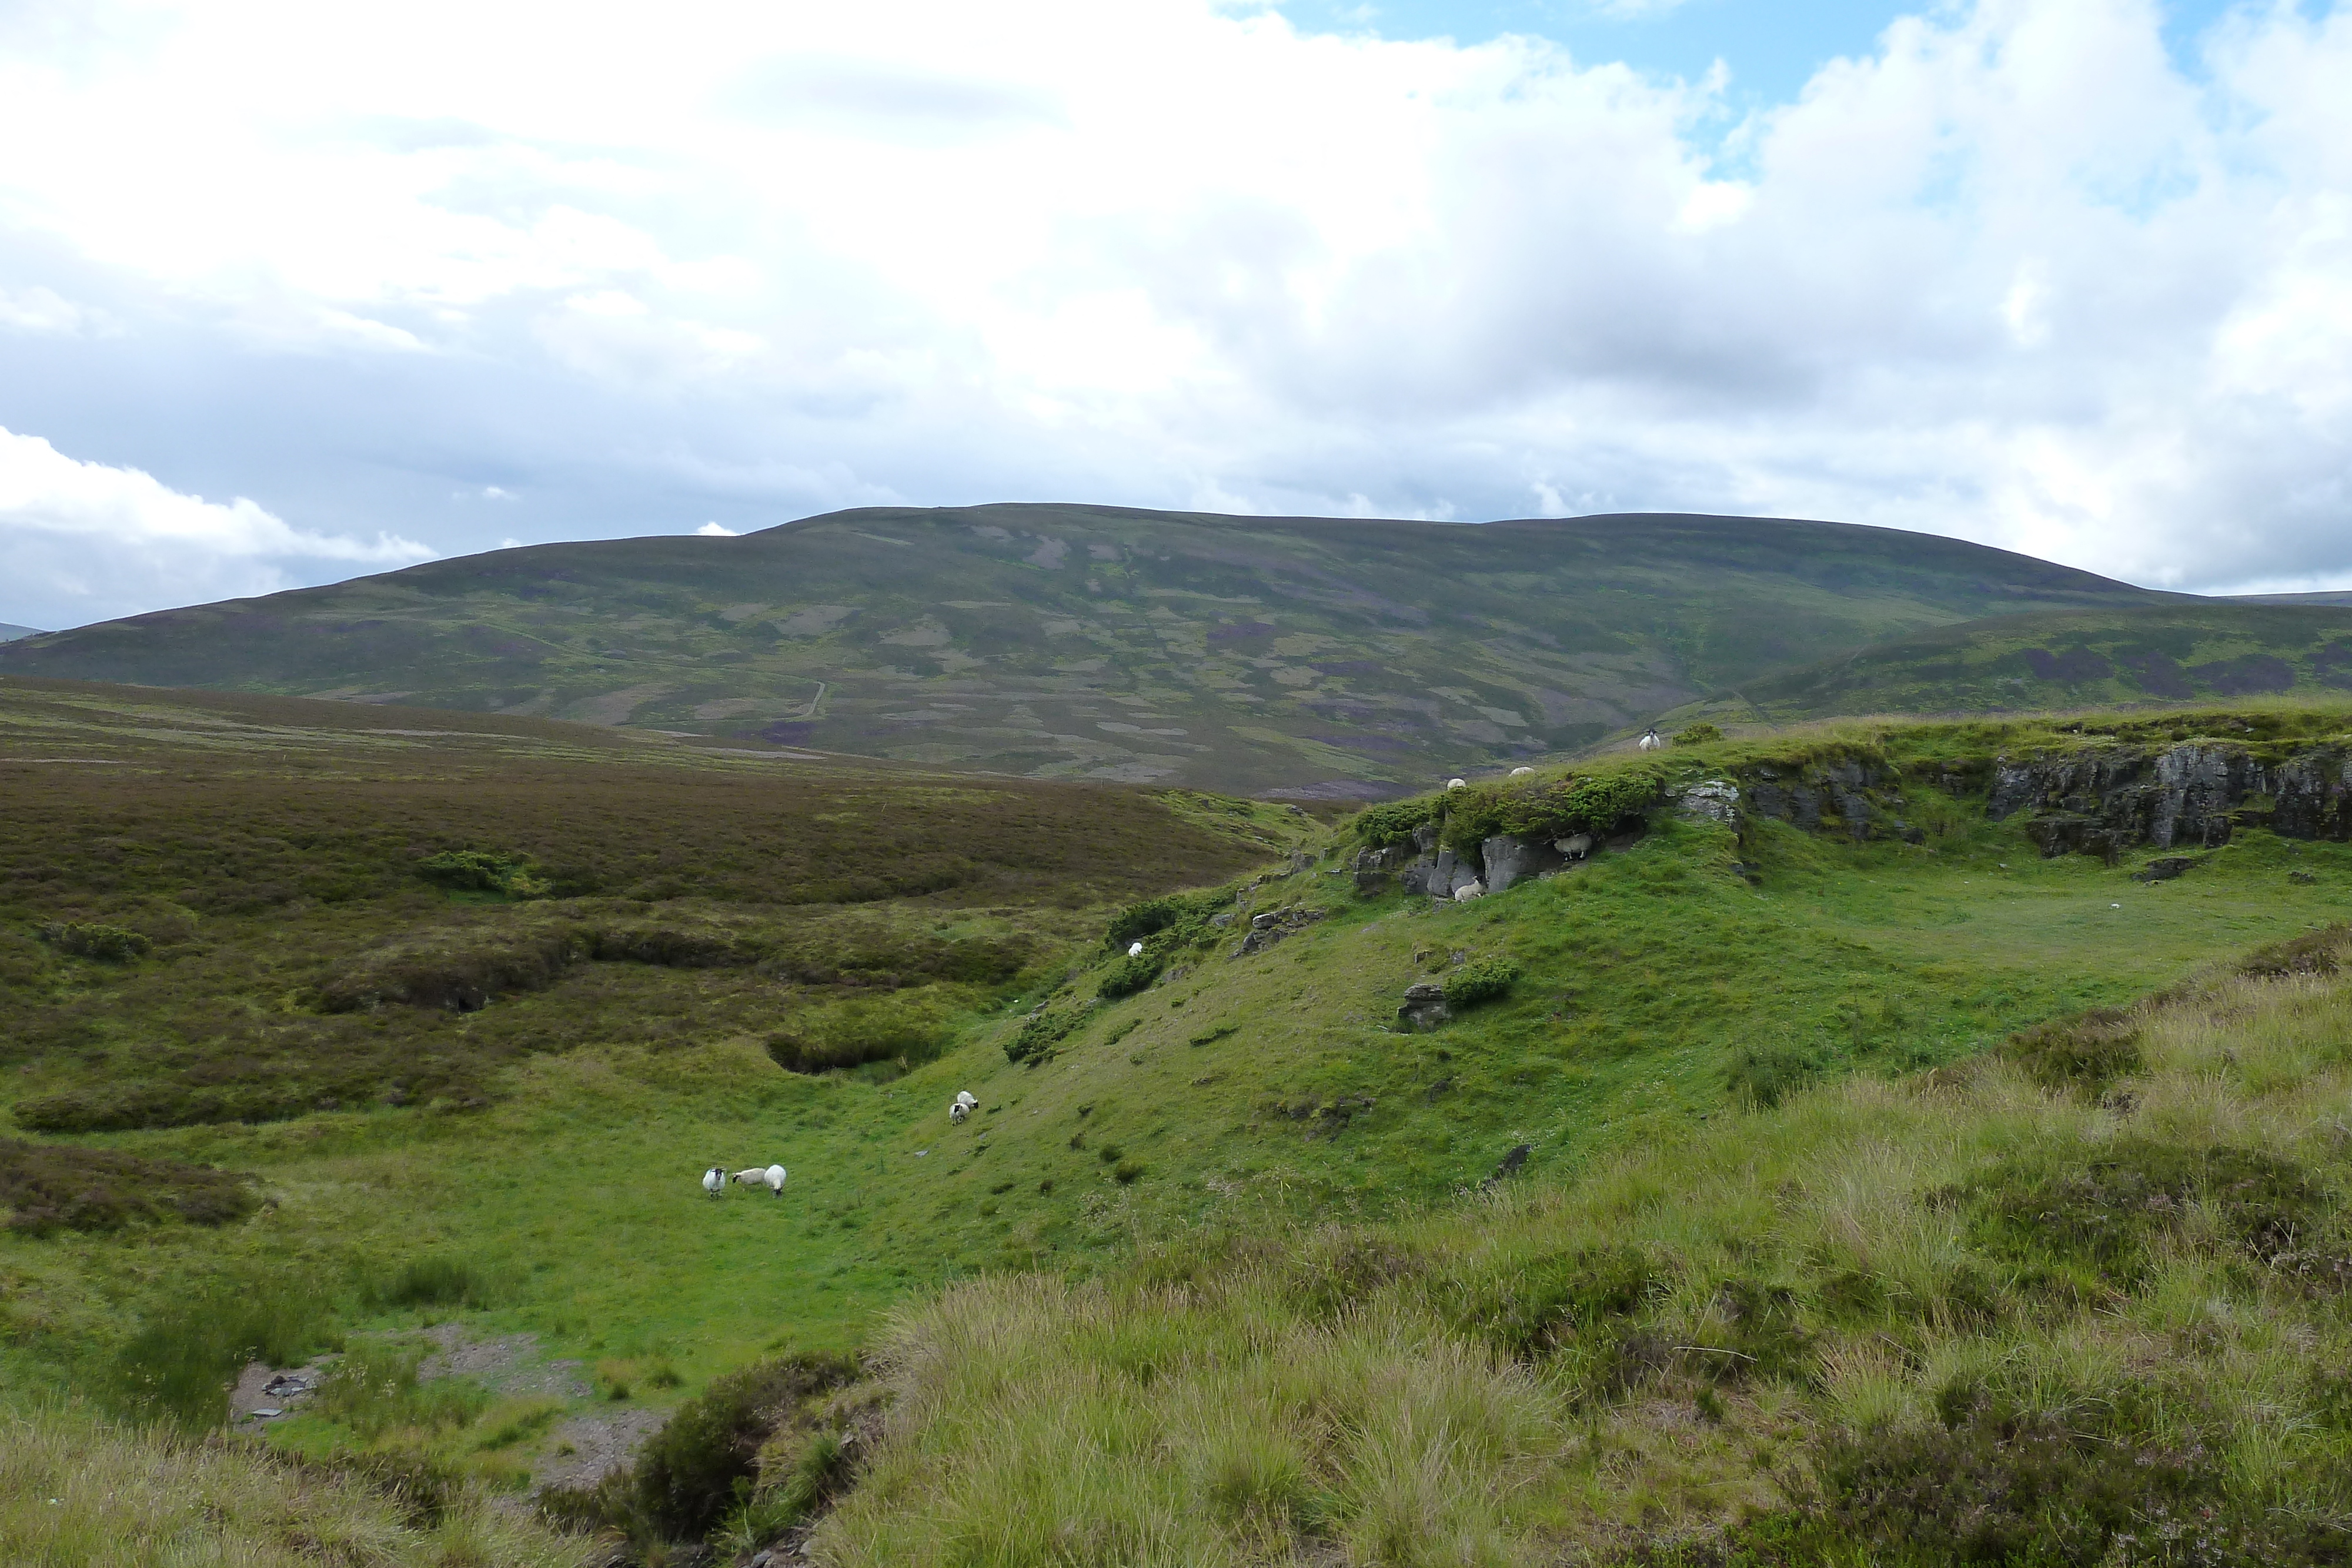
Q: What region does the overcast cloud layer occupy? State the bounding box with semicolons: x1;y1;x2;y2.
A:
0;0;2347;630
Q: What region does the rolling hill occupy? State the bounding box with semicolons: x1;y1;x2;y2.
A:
0;505;2168;795
1665;601;2352;724
0;624;39;641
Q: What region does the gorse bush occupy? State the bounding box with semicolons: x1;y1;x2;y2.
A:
35;920;151;960
415;848;548;898
1350;797;1441;848
1673;723;1723;745
1441;958;1519;1009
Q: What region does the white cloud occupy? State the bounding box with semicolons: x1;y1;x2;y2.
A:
0;427;436;628
0;0;2348;621
694;521;739;536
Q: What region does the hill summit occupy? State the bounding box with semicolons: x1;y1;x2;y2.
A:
0;505;2163;794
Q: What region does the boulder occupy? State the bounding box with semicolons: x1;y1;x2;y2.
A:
1398;981;1448;1030
2132;855;2204;882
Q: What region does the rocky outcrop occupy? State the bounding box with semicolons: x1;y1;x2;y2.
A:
1742;757;1904;841
1351;820;1596;900
1674;779;1740;828
1987;741;2352;858
1234;905;1327;957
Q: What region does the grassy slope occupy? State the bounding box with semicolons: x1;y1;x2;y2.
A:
12;682;2352;1562
822;941;2352;1565
1662;601;2352;724
0;507;2161;795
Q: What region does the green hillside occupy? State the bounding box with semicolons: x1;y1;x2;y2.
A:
0;506;2164;795
10;678;2352;1563
1666;601;2352;724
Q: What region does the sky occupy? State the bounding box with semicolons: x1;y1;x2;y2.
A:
1;0;2347;631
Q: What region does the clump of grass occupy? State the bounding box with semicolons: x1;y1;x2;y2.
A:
1673;723;1723;745
367;1255;503;1312
0;1403;589;1566
1997;1005;2143;1092
1726;1041;1825;1108
313;1340;488;1440
106;1273;338;1432
765;991;954;1075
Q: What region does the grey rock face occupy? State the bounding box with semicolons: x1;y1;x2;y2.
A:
1675;779;1741;828
1481;833;1564;892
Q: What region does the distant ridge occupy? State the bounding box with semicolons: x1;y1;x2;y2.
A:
0;504;2168;793
1662;601;2352;724
0;623;42;641
2225;590;2352;608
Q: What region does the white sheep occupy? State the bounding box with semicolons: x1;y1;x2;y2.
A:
1510;766;1534;776
950;1089;978;1124
734;1164;786;1195
701;1166;726;1198
1454;881;1486;902
1127;940;1145;957
1636;728;1662;752
1446;777;1466;790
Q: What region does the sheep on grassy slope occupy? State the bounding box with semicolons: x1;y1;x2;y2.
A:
1511;766;1534;775
1128;940;1145;957
1446;778;1466;790
734;1164;787;1195
701;1166;726;1198
950;1089;978;1124
1638;728;1662;752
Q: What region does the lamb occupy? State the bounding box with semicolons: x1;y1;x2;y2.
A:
1637;727;1662;752
701;1165;726;1198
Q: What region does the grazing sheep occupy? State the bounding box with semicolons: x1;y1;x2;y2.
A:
1446;777;1466;790
1510;766;1534;776
1454;881;1486;901
701;1166;726;1198
732;1168;767;1186
950;1089;978;1124
1128;940;1145;957
1637;728;1662;752
759;1164;787;1195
